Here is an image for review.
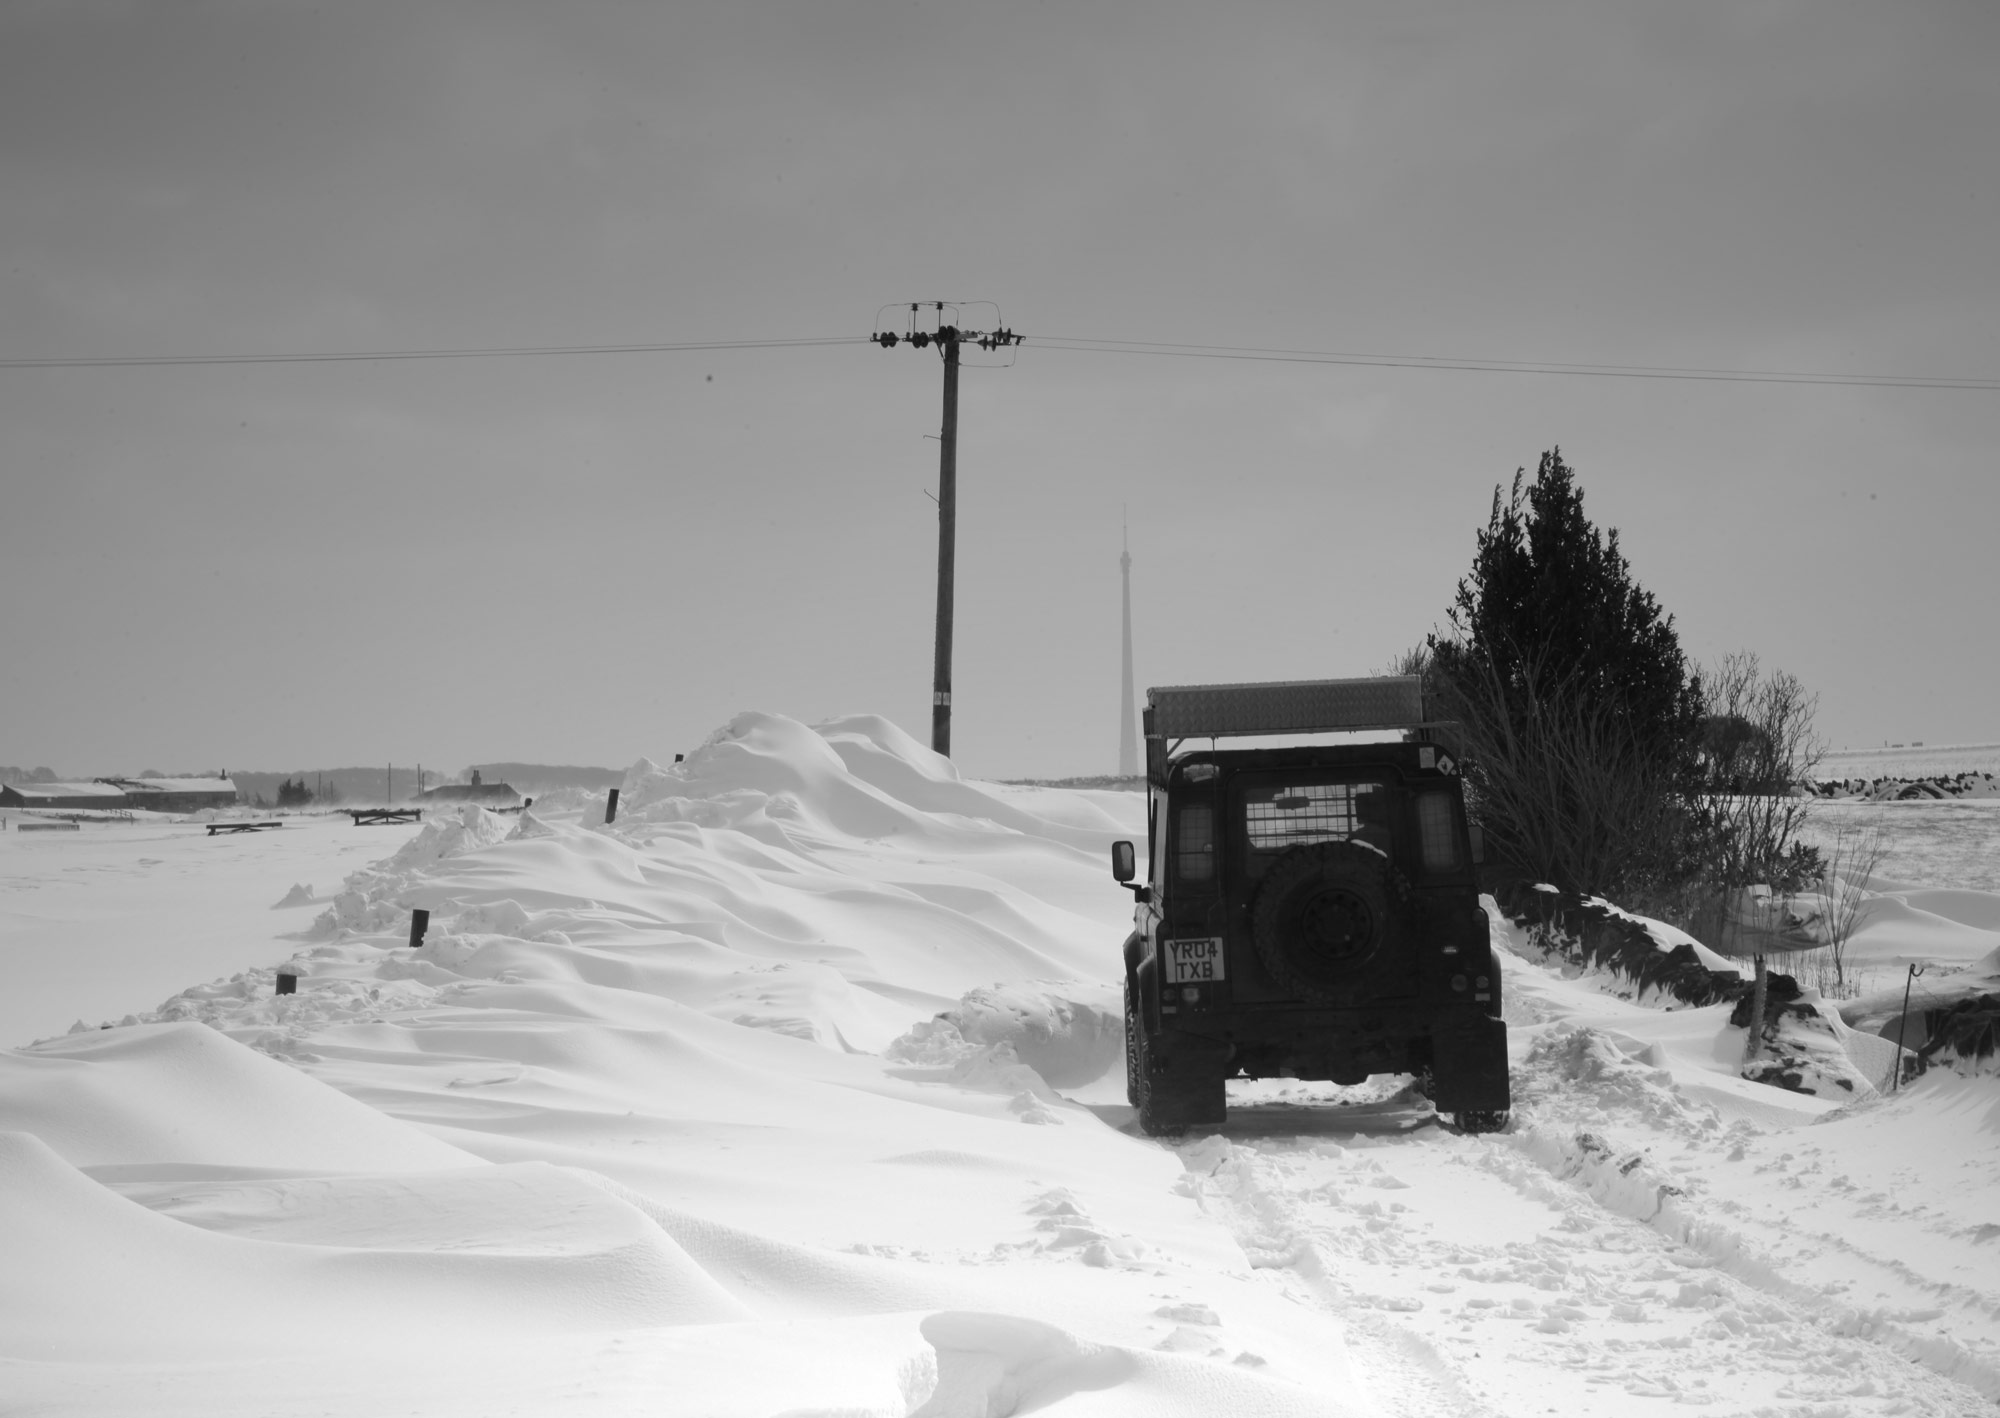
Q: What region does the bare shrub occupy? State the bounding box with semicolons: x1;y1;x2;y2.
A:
1667;653;1830;952
1428;638;1695;906
1816;815;1887;995
1698;653;1824;885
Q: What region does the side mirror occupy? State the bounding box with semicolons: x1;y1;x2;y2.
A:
1111;840;1136;882
1468;823;1485;865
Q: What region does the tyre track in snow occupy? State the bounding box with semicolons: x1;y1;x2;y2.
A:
1168;1087;1992;1416
1173;1117;1990;1415
1119;902;1996;1414
1499;1030;2000;1407
1490;904;2000;1407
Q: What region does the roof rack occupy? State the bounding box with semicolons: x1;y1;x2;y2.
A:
1146;676;1427;741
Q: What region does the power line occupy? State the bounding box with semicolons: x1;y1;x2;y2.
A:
0;328;1992;390
1029;335;2000;391
0;335;862;370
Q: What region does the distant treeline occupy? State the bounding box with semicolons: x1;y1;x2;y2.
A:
231;768;402;806
469;763;625;794
230;762;624;806
1000;775;1144;791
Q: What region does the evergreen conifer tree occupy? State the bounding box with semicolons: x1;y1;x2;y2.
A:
1431;449;1706;899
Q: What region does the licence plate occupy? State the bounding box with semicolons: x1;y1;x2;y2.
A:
1163;937;1225;984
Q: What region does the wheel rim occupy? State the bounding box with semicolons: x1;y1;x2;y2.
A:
1295;885;1377;967
1249;842;1399;996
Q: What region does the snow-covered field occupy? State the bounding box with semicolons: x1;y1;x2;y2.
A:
1802;798;2000;896
1822;745;2000;784
4;713;1997;1415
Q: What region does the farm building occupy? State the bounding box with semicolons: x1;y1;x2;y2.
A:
0;781;131;812
97;778;240;813
415;780;522;807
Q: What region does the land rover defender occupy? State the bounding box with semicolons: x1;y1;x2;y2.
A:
1112;676;1510;1135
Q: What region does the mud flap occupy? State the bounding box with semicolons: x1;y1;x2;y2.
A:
1139;1034;1230;1133
1429;1014;1510;1113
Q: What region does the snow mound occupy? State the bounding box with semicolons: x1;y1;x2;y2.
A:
912;1310;1361;1418
1735;992;1885;1098
888;983;1124;1091
0;1021;477;1171
615;712;1111;850
1845;891;2000;966
0;1131;747;1361
0;713;1401;1410
1519;1024;1723;1133
387;804;514;870
505;806;558;840
271;882;315;908
307;805;515;938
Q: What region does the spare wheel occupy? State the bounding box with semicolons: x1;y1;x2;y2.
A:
1249;841;1404;997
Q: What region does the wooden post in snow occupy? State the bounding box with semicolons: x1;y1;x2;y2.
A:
1744;953;1769;1062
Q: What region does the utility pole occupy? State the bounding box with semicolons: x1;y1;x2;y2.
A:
934;333;960;758
874;303;1020;758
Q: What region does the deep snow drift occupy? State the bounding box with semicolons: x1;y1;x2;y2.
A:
3;711;1996;1416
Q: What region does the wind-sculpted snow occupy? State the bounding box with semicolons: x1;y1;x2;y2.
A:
616;712;1118;855
2;713;1368;1415
888;982;1126;1094
0;1130;753;1361
5;710;1997;1415
0;1020;477;1172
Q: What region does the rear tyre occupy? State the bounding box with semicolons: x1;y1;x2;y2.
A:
1444;1110;1510;1135
1123;975;1146;1109
1127;972;1226;1135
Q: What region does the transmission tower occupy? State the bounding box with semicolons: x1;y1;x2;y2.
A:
1119;514;1138;778
873;303;1021;758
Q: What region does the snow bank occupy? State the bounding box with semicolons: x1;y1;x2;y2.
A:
616;712;1112;853
4;712;1373;1414
888;982;1124;1092
0;1130;747;1361
1494;882;1748;1007
1828;887;2000;969
1490;911;2000;1403
9;709;1997;1414
0;1021;476;1172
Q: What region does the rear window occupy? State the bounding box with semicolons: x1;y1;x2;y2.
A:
1416;790;1462;872
1176;805;1216;884
1242;780;1389;854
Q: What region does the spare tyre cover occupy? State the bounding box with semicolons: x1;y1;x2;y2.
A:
1249;840;1405;997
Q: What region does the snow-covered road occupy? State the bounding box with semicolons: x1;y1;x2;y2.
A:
1179;1064;1994;1415
3;712;1995;1415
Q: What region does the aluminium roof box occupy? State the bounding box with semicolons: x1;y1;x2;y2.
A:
1147;676;1426;741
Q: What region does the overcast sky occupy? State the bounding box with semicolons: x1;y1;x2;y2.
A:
3;1;1996;780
